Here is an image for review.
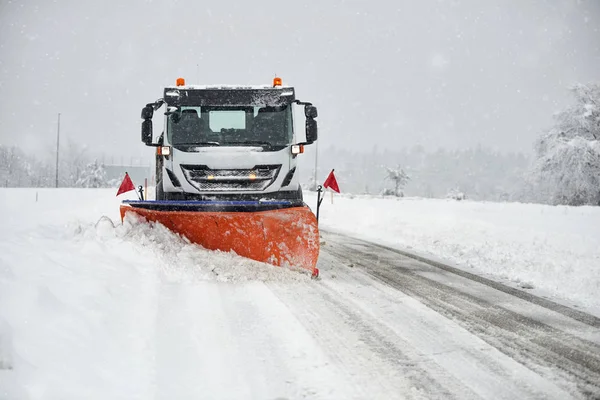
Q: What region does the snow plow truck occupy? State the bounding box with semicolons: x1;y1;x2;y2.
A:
119;77;320;276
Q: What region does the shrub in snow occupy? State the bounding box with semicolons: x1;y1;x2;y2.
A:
76;160;110;188
381;188;396;197
529;83;600;206
384;165;410;197
446;188;466;201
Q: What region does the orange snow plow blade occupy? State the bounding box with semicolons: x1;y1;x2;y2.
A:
120;201;320;275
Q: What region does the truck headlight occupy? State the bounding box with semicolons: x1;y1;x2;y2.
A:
157;146;171;156
291;144;304;155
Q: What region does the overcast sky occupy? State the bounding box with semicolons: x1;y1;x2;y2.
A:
1;0;598;163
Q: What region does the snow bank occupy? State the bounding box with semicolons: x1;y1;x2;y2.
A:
306;192;600;311
0;188;310;399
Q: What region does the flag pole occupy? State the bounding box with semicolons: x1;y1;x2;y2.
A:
316;185;324;223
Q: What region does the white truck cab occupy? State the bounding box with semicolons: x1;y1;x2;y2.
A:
140;78;318;201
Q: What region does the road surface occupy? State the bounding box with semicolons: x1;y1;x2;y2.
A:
153;231;600;399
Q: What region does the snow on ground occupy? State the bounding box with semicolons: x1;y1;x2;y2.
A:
305;191;600;312
1;187;599;399
0;188;323;400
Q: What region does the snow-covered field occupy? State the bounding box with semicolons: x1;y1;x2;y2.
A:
1;188;599;399
306;191;600;313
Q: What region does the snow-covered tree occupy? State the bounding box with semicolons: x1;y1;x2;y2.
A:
0;145;50;187
76;160;109;188
529;83;600;205
384;165;410;197
446;188;466;200
0;146;18;187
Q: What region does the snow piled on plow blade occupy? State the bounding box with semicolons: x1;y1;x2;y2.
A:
120;204;320;275
106;212;314;283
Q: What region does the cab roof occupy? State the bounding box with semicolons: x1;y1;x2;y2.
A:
163;86;296;107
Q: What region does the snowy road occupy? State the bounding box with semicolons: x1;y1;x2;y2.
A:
317;232;600;399
1;189;600;399
134;231;600;399
102;231;600;400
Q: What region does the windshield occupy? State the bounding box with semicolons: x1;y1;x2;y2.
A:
166;105;293;148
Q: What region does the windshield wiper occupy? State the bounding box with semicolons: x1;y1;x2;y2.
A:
175;142;220;146
225;141;272;148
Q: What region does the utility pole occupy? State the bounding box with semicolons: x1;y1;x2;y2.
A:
55;113;61;188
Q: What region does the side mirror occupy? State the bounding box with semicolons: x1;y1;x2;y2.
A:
305;105;318;119
142;119;153;145
306;118;317;144
141;105;154;120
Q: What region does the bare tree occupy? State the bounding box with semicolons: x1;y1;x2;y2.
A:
60;139;90;187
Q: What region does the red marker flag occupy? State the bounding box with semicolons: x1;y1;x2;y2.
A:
323;169;340;193
116;172;136;196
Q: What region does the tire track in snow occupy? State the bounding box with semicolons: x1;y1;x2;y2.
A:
324;230;600;328
322;232;600;399
269;250;573;399
267;279;454;400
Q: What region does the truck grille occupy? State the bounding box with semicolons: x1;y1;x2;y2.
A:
180;164;281;192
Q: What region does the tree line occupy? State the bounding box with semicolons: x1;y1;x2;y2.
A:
0;142;115;188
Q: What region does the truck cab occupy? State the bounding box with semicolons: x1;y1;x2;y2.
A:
140;78;317;201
